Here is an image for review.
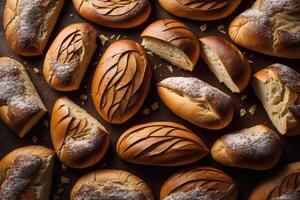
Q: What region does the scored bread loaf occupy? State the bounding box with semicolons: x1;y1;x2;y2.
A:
141;19;200;71
72;0;151;28
157;77;233;130
211;124;282;170
249;161;300;200
116;122;209;166
159;0;241;21
229;0;300;59
51;97;110;169
160;167;238;200
0;57;47;137
199;36;251;93
92;40;151;124
0;145;55;200
70;169;154;200
43;23;97;91
252;64;300;136
3;0;65;56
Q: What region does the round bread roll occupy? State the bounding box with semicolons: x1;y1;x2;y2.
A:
249;161;300;200
43;23;97;91
211;124;282;170
159;0;241;21
199;36;251;93
0;145;55;200
70;169;154;200
51;97;110;169
116;121;209;166
141;19;200;71
92;40;151;124
157;77;233;130
72;0;151;28
160;167;238;200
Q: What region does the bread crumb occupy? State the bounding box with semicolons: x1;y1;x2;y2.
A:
69;13;74;18
143;108;151;115
61;164;67;171
147;51;154;57
248;59;254;64
200;24;207;32
218;25;226;34
99;34;109;46
110;34;116;40
81;101;85;105
33;68;39;74
61;176;70;184
249;105;257;115
80;94;88;101
43;120;49;128
151;102;159;111
32;136;38;144
116;34;121;40
166;65;173;73
219;30;226;34
240;108;247;117
241;95;247;101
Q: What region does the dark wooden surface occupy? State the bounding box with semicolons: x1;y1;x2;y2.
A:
0;0;300;199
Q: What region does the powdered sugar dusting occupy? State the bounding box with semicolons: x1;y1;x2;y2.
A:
51;58;79;84
164;188;228;200
273;189;300;200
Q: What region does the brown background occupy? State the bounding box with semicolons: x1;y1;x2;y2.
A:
0;0;300;199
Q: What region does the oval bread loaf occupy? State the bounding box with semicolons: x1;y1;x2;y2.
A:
51;97;110;169
116;121;209;166
211;124;282;170
43;23;97;91
70;169;154;200
92;40;151;124
0;145;55;200
3;0;65;56
160;167;238;200
157;77;233;130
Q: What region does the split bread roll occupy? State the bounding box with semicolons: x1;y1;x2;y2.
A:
43;23;97;91
72;0;151;28
199;36;251;93
211;124;282;170
0;145;55;200
116;121;209;166
157;77;233;130
159;0;241;21
141;19;200;71
51;97;110;169
229;0;300;59
70;169;154;200
249;161;300;200
160;167;238;200
92;40;151;124
252;64;300;136
0;57;47;137
3;0;65;56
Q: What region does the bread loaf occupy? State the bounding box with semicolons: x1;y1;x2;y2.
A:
249;161;300;200
116;121;209;166
160;167;238;200
252;64;300;136
0;145;55;200
199;36;251;93
72;0;151;28
0;57;47;137
159;0;241;21
3;0;65;56
92;40;151;124
141;19;200;71
211;124;282;170
43;23;97;91
70;169;154;200
157;77;233;130
229;0;300;59
51;97;110;169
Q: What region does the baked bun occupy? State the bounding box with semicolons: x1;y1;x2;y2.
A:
70;169;154;200
43;23;97;91
249;161;300;200
116;121;209;166
141;19;200;71
0;145;55;200
51;97;110;169
229;0;300;59
199;36;251;93
159;0;241;21
72;0;151;28
0;57;47;137
160;167;238;200
92;40;151;124
252;64;300;136
157;77;233;130
211;124;282;170
3;0;65;56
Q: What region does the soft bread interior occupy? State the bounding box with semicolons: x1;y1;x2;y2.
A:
142;37;193;71
201;43;240;93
